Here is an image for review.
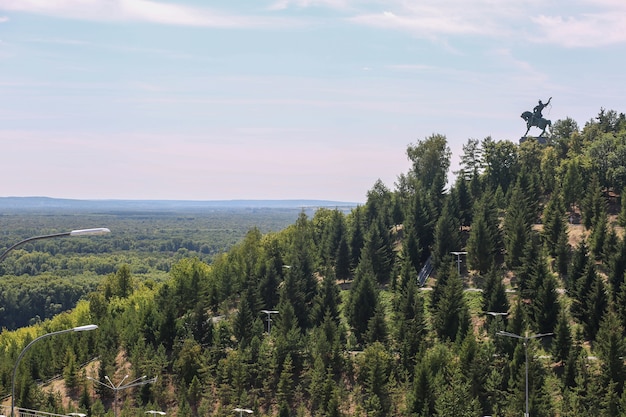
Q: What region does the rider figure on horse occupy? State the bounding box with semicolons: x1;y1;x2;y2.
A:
521;97;553;138
533;97;552;121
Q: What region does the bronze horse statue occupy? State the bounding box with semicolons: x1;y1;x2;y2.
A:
521;111;551;137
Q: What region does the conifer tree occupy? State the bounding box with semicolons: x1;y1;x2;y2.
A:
346;255;379;345
233;287;257;348
335;236;351;282
530;255;560;334
562;157;584;213
542;191;568;258
585;272;608;341
395;277;426;375
452;174;473;227
619;187;626;227
568;239;589;292
365;304;388;345
401;222;423;279
431;197;461;271
552;305;572;364
434;366;482;417
595;309;626;394
287;213;319;330
504;185;533;270
432;264;470;342
467;191;500;274
571;257;596;324
311;267;341;326
349;206;365;271
515;232;541;300
589;201;608;261
360;218;394;285
481;267;509;316
581;174;605;230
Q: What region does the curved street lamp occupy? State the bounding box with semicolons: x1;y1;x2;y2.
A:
260;310;279;335
497;330;553;417
0;228;111;263
87;374;157;417
233;408;253;417
11;325;99;417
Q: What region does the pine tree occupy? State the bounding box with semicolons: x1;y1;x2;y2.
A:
395;277;427;375
481;267;509;316
581;174;605;230
432;264;470;342
63;348;79;392
596;309;626;394
335;236;351;282
434;366;482;417
346;255;379;345
585;272;608;341
568;240;589;292
589;202;608;261
233;287;257;348
467;190;501;274
431;198;461;271
531;256;560;334
504;183;533;270
552;306;572;364
619;187;626;227
349;206;365;271
365;304;388;345
542;191;568;258
360;218;394;285
311;267;341;326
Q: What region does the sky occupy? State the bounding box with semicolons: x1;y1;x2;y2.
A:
1;0;625;203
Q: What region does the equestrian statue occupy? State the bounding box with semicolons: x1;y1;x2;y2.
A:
521;97;552;137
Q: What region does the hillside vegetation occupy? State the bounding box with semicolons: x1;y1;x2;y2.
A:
2;108;626;416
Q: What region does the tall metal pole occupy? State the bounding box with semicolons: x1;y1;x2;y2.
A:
496;330;553;417
525;338;529;417
11;325;98;417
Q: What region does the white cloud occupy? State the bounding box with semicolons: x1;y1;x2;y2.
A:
532;13;626;47
342;0;626;47
268;0;352;10
0;0;291;28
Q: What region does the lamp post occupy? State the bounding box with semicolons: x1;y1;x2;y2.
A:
0;228;111;263
11;325;99;417
260;310;279;335
496;331;553;417
450;251;467;275
233;408;253;417
87;374;157;417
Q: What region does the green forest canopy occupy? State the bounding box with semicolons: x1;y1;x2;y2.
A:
2;108;626;417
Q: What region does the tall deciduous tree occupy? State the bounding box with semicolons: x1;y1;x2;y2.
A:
406;133;451;209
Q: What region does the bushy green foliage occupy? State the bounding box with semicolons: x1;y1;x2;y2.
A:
3;107;626;416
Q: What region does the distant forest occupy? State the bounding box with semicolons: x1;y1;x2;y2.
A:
2;108;626;417
0;206;316;329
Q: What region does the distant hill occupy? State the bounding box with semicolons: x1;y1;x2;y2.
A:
0;197;359;213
